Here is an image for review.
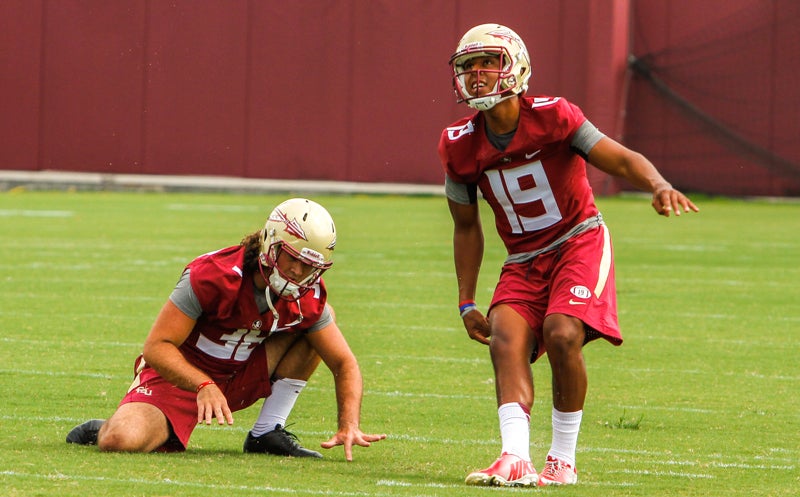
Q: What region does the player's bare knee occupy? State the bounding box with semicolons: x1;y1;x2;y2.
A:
97;426;140;452
543;318;584;356
97;415;164;453
487;328;514;353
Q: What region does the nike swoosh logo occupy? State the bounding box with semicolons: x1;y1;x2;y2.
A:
568;299;587;305
525;149;541;159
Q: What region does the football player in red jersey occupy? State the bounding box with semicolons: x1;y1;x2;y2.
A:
67;198;386;461
438;24;697;486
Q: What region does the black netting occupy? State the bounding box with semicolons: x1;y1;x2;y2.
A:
625;1;800;196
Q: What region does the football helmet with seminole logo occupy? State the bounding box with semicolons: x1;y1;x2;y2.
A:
450;23;532;111
259;198;336;300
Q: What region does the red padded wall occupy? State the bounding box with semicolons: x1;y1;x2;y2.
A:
1;0;646;196
39;1;146;173
246;2;352;181
625;0;800;196
8;0;797;195
0;0;44;170
143;1;249;176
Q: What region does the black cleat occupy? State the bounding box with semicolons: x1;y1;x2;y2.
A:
243;424;322;458
66;419;105;445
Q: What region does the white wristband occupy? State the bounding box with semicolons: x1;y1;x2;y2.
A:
460;305;478;318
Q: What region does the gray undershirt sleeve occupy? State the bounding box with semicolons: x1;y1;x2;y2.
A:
571;119;606;157
445;174;473;204
305;304;334;333
169;269;203;319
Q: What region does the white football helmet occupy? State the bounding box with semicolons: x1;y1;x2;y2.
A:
259;198;336;300
450;23;532;110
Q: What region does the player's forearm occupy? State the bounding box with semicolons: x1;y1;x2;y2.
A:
143;341;208;392
333;363;363;430
453;226;484;302
622;152;672;194
588;137;672;194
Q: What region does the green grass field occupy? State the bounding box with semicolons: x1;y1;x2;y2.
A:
1;190;798;496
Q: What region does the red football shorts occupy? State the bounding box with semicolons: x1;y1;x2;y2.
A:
489;224;623;362
119;348;271;451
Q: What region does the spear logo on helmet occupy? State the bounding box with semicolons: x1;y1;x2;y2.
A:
270;209;308;241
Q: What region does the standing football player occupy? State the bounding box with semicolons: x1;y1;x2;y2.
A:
67;198;386;461
438;24;697;486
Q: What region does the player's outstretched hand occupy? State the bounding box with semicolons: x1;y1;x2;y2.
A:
462;308;491;345
652;187;699;217
321;426;387;461
196;384;234;426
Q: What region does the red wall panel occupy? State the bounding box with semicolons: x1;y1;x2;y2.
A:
246;2;351;181
143;1;249;176
348;1;459;184
772;1;800;172
13;1;792;196
39;1;146;173
0;0;629;187
0;0;43;170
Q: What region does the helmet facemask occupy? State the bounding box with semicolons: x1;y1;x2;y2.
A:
452;48;518;110
258;238;329;301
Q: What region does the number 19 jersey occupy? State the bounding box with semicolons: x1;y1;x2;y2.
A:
438;96;602;255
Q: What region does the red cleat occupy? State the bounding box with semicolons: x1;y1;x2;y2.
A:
537;455;578;486
465;452;538;487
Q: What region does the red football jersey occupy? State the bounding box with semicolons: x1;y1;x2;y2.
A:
439;96;600;255
180;245;327;377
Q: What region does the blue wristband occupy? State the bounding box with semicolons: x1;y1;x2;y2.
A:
459;301;477;318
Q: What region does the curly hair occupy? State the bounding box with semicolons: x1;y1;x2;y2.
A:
240;230;263;274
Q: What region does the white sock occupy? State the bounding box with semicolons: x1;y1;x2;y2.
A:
498;402;531;461
548;408;582;467
250;378;307;436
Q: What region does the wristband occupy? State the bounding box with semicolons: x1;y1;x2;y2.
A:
196;380;216;393
459;300;477;318
458;299;476;311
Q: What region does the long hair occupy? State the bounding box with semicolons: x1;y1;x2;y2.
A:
240;230;263;274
